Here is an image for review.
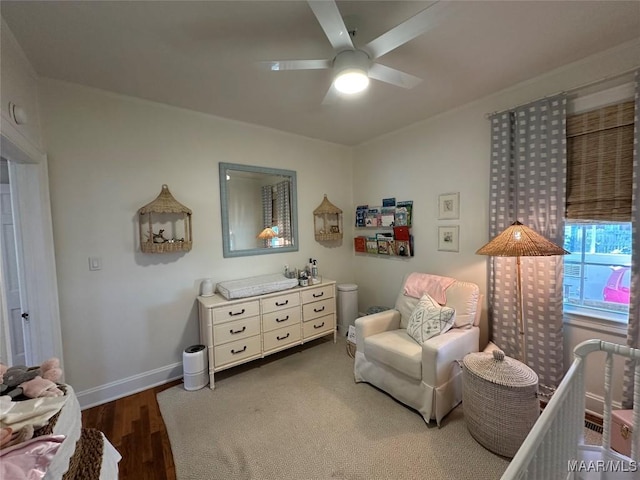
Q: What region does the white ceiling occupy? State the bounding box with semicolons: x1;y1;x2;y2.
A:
2;1;639;146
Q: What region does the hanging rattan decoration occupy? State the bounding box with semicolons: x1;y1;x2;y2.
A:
313;194;343;241
138;184;192;253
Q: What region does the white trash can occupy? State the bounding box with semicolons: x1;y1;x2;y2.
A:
337;283;358;334
183;344;208;391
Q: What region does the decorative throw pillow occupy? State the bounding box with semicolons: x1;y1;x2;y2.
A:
406;294;456;344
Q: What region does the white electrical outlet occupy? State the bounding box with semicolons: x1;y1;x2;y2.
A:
347;325;356;344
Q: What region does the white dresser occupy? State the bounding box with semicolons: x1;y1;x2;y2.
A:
198;279;336;389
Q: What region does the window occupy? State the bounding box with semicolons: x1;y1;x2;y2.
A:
563;222;631;322
269;225;282;247
563;92;634;324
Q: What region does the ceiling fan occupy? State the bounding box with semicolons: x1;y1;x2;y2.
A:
262;0;453;103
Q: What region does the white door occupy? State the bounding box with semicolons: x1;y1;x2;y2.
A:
0;135;62;368
0;182;29;365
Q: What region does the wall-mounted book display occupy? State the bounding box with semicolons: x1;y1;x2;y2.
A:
354;199;414;258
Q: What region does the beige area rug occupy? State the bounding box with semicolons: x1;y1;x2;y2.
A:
157;337;510;480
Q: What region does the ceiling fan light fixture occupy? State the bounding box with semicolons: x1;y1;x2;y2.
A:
334;68;369;94
332;49;370;95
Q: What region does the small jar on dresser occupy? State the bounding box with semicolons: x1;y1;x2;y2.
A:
197;279;336;389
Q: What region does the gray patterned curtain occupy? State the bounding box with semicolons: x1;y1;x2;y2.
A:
261;185;273;247
622;70;640;408
275;180;291;244
487;95;567;388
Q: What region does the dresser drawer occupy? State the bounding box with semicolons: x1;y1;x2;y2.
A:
261;292;300;314
263;324;300;352
214;335;261;367
301;284;334;304
302;314;334;338
213;300;260;323
213;316;260;346
302;297;335;321
262;306;301;333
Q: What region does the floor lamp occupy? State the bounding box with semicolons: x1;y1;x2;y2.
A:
476;221;569;364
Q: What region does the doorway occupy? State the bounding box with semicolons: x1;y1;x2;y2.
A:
0;135;63;368
0;171;30;365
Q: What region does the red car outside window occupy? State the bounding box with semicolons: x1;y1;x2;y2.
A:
603;266;631;305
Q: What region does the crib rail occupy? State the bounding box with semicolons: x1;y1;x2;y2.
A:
501;340;640;480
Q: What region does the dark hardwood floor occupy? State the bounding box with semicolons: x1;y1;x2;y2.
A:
81;379;181;480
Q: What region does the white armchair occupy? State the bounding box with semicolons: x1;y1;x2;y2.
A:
354;273;481;426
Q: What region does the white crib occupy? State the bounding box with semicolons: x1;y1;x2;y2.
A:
501;339;640;480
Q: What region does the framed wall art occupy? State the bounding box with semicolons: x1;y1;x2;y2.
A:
438;225;459;252
438;192;459;220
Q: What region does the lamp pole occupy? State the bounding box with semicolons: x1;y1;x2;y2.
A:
516;256;526;364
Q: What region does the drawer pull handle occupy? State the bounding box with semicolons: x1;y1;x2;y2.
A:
314;306;325;313
312;292;324;298
277;333;290;341
231;346;247;355
313;322;325;329
276;316;289;323
229;308;246;317
621;425;630;440
275;300;289;306
230;326;246;334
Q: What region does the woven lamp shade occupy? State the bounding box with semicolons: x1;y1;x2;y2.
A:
257;227;278;239
476;221;569;257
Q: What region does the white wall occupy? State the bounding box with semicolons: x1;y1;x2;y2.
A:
352;39;639;407
38;37;640;409
38;80;354;406
0;18;63;370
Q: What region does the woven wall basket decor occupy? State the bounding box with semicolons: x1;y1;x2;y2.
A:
138;184;192;253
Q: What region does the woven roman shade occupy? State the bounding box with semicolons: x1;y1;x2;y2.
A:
566;100;634;221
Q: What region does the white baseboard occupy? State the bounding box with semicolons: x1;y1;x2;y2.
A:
584;390;623;417
76;362;184;410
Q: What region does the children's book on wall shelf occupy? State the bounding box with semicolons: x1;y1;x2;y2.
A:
376;232;393;255
355;205;368;227
380;206;395;227
396;200;413;227
366;237;378;254
354;200;413;229
355;235;413;258
353;198;414;258
365;207;380;227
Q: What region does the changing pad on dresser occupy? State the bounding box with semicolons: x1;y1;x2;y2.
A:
216;273;299;300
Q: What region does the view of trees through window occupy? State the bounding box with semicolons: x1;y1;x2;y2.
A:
563;222;631;319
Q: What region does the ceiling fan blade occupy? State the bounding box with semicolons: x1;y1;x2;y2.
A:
363;1;455;59
308;0;354;52
260;59;332;71
368;63;422;89
321;85;341;105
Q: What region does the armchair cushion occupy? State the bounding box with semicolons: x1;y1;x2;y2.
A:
406;294;456;344
364;330;422;381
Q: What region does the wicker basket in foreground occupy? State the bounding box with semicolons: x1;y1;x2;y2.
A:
462;350;539;458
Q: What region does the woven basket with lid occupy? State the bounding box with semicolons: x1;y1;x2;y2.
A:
462;350;539;458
